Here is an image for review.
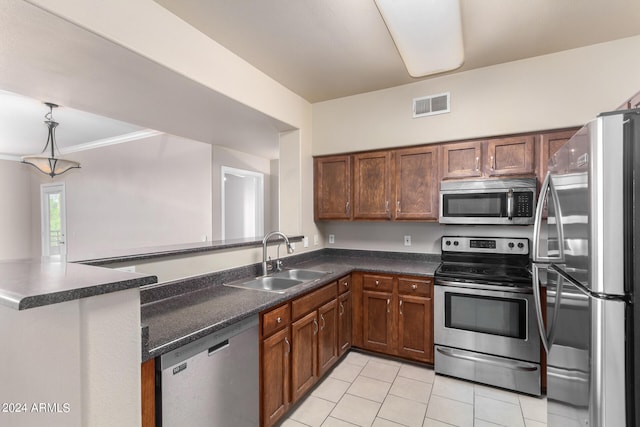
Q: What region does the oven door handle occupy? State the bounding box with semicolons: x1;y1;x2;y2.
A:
434;280;533;294
436;347;539;372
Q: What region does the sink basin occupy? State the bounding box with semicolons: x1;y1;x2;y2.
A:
231;276;303;293
224;269;331;293
273;269;330;281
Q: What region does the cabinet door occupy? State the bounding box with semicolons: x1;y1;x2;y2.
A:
362;290;394;354
262;327;290;427
338;291;352;357
314;155;351;220
397;294;433;363
538;129;578;182
486;135;534;176
291;311;318;402
353;151;392;219
394;146;439;220
141;359;155;427
440;141;483;179
317;299;338;377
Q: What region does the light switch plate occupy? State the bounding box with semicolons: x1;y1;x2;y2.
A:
404;235;412;246
329;234;335;244
303;237;309;247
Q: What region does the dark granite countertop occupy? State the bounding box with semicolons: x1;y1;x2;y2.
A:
141;249;440;361
0;258;157;310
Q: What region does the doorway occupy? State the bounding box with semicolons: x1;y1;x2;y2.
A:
41;183;67;258
221;167;264;240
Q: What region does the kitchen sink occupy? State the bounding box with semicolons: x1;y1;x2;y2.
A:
225;269;331;293
272;269;330;281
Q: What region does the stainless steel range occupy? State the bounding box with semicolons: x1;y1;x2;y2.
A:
434;236;541;396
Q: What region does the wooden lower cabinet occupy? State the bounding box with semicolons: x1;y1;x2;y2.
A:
362;290;394;353
357;273;434;364
291;310;319;401
338;290;352;356
141;358;155;427
262;327;291;427
318;299;339;377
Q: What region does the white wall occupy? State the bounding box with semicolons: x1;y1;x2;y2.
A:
312;35;640;156
0;288;140;427
23;133;212;262
0;160;33;259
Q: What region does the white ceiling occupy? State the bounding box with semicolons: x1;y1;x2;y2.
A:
2;0;640;159
154;0;640;103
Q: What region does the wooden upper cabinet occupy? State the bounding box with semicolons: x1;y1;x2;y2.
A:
538;129;579;183
486;135;535;177
314;155;351;220
440;141;483;179
353;151;392;220
394;146;439;221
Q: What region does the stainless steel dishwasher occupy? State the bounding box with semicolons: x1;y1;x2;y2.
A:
158;316;259;427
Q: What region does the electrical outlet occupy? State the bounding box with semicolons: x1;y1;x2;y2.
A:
303;237;309;248
329;234;335;244
314;234;319;245
404;235;412;246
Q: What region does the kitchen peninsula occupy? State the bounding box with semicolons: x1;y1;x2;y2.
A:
0;258;156;427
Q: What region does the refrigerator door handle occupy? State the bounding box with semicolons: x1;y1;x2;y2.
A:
532;265;550;354
532;264;564;354
532;172;565;263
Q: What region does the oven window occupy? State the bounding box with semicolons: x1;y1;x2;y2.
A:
442;193;505;217
444;292;527;339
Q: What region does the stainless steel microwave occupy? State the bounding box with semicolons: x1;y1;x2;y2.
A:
439;178;537;225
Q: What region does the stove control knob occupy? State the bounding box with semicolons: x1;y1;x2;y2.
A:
453;241;459;246
445;240;451;246
508;242;515;248
517;242;524;249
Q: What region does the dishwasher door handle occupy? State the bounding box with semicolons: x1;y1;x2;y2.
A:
208;339;230;356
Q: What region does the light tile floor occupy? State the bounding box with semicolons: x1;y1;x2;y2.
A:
279;351;546;427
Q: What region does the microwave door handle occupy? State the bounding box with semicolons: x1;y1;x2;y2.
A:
506;189;514;220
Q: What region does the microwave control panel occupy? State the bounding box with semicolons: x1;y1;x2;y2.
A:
513;192;534;217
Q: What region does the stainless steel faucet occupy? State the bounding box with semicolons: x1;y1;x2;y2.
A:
262;231;294;276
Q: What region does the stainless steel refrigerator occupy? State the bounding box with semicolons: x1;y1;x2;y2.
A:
532;108;640;426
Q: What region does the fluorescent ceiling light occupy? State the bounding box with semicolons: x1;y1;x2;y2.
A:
375;0;464;77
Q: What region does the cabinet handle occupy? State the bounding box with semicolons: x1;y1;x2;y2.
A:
276;316;282;324
284;337;290;355
320;314;326;330
400;299;403;315
346;201;350;214
475;156;480;171
313;318;319;335
343;281;349;289
385;200;389;213
387;299;391;313
490;155;495;171
375;280;380;286
412;284;417;290
396;200;401;213
339;302;344;316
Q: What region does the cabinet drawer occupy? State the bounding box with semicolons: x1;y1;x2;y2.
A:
262;304;290;337
398;277;432;297
362;274;393;292
337;275;352;295
292;282;337;320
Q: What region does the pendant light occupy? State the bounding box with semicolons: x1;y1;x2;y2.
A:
22;102;81;178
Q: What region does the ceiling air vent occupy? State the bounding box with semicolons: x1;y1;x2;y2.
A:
413;92;450;118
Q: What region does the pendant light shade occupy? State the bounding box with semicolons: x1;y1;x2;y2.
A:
22;102;80;178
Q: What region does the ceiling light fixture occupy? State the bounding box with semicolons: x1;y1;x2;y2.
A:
374;0;464;77
22;102;81;178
